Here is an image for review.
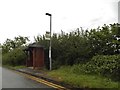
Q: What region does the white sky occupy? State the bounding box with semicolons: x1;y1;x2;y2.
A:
0;0;119;44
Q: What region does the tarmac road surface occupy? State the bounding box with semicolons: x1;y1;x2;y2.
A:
2;67;54;89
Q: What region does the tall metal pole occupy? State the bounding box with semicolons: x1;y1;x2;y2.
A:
46;13;52;70
49;15;52;70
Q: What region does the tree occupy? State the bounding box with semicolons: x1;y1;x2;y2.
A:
33;23;120;69
2;36;29;54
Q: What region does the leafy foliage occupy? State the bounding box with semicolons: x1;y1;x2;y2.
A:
71;55;120;81
2;36;29;66
2;48;27;66
84;55;120;80
34;23;120;69
2;36;29;54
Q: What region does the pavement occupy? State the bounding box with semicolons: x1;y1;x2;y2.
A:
16;67;73;89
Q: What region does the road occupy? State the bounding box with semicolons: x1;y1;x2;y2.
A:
2;67;54;89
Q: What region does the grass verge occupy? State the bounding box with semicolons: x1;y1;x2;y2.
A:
47;66;119;88
3;65;26;69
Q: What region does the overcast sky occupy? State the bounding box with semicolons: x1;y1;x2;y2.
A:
0;0;119;44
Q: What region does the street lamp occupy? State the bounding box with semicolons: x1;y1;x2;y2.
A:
45;13;52;70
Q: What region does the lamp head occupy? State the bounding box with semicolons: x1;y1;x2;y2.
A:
46;13;51;16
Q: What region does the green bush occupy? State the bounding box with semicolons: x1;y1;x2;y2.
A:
82;55;120;81
2;48;27;66
35;23;120;67
70;55;120;81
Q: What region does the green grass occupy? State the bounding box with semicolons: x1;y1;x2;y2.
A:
48;66;119;88
12;65;26;69
3;65;26;69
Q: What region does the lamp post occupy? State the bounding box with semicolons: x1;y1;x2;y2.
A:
45;13;52;70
